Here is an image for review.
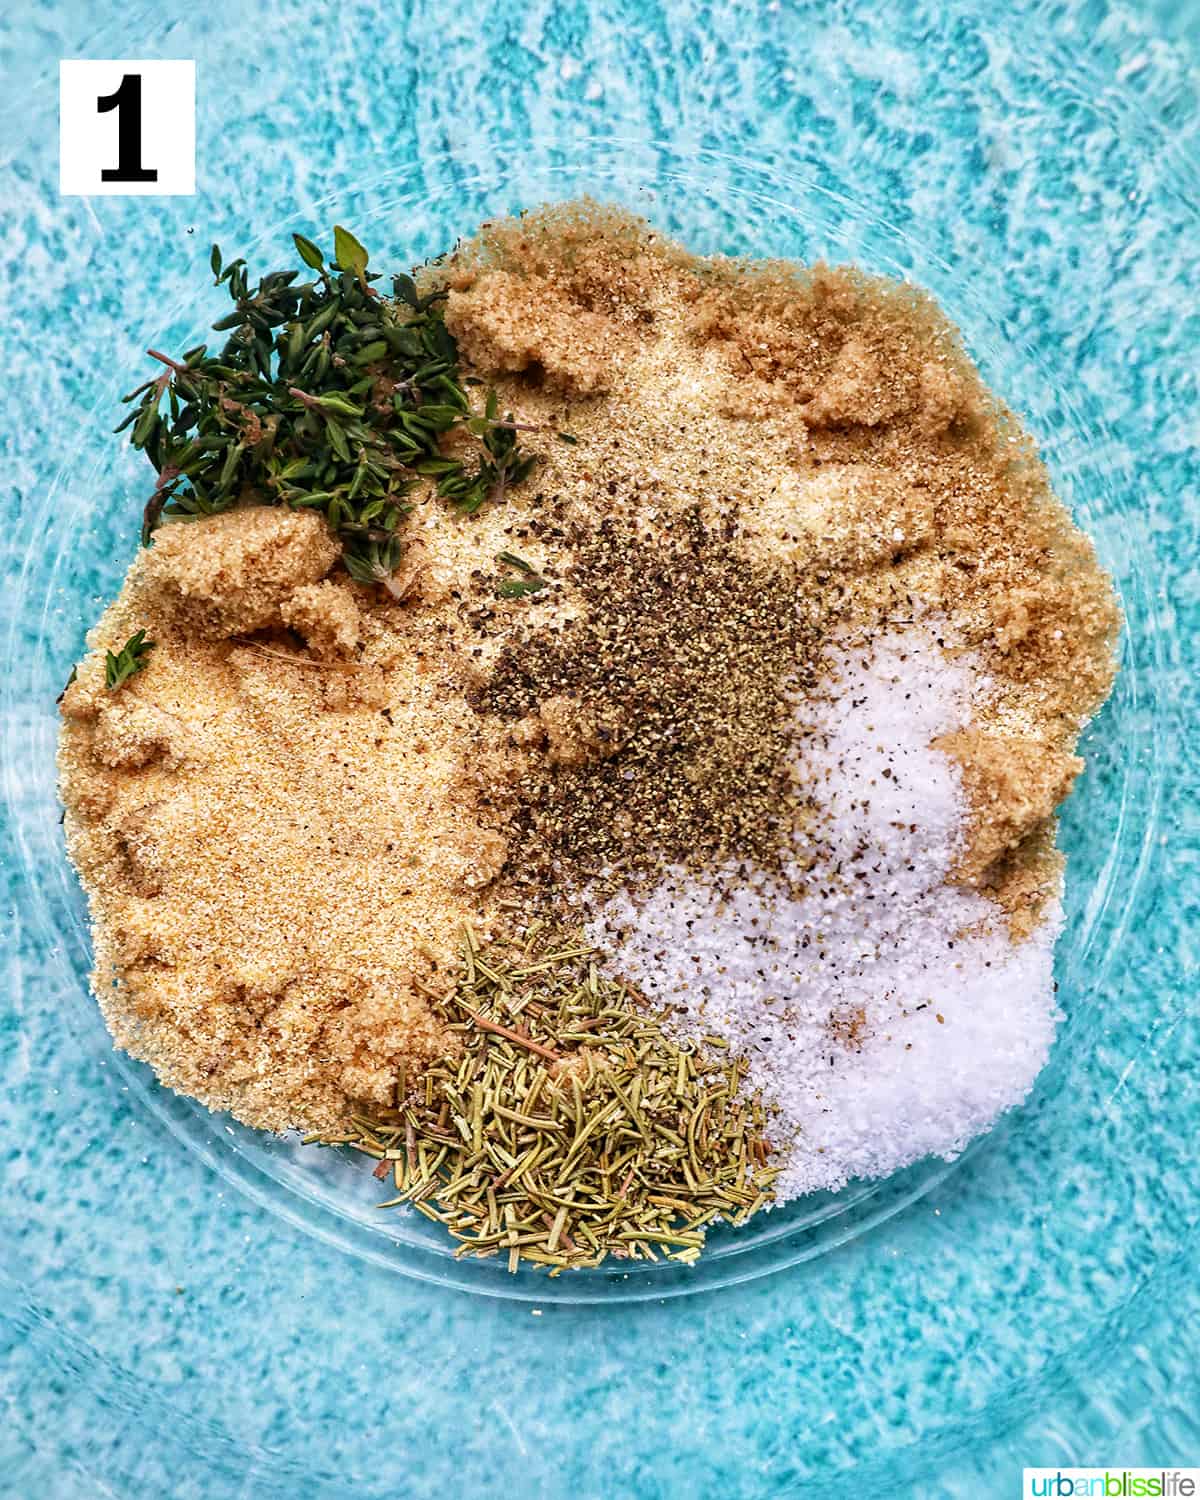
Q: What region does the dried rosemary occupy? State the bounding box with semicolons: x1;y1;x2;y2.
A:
308;929;779;1274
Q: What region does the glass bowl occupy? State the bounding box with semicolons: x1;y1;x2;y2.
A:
6;144;1165;1302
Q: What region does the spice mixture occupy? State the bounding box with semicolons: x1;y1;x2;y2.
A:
319;925;778;1272
58;203;1118;1266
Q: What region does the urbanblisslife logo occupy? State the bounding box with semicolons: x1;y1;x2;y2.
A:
1024;1472;1199;1497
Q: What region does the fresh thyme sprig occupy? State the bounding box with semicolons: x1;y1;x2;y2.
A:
117;227;535;585
309;928;779;1275
104;630;155;690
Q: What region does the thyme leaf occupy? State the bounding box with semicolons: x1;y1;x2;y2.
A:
104;630;155;691
496;550;547;598
497;577;547;599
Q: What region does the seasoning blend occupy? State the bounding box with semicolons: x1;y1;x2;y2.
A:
318;929;777;1272
58;204;1119;1272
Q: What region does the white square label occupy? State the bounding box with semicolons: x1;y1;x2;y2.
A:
60;60;195;196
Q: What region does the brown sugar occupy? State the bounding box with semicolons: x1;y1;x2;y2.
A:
141;505;340;639
444;270;634;396
59;202;1119;1135
279;580;363;661
936;729;1083;886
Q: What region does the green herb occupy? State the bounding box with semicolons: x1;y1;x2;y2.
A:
497;577;548;599
332;224;369;282
341;533;407;596
496;549;548;599
314;930;778;1274
118;228;536;587
292;233;324;271
55;665;78;705
104;630;154;691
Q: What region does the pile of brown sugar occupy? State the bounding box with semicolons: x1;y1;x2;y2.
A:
58;202;1118;1134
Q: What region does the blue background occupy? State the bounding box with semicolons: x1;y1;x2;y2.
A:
2;2;1198;1495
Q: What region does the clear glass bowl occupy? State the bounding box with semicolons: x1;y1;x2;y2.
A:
7;144;1165;1302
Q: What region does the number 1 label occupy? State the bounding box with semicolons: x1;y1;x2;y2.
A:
97;74;158;183
60;60;195;196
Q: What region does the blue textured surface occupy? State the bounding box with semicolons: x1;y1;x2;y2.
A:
2;1;1199;1495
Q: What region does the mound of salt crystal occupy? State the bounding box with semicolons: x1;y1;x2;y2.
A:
588;622;1063;1202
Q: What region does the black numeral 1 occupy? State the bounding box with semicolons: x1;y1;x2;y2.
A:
97;74;157;183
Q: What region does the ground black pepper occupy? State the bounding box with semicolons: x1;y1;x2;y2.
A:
478;505;834;908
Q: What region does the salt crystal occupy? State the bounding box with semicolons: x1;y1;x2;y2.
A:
590;622;1062;1202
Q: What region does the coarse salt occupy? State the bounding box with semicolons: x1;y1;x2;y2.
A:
589;622;1063;1202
